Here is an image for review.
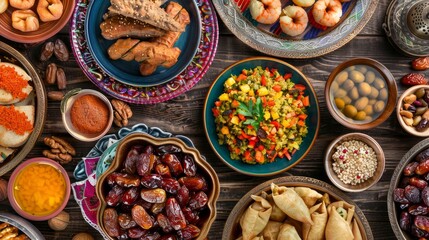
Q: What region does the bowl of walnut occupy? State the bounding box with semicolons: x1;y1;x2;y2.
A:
0;0;76;43
95;132;220;240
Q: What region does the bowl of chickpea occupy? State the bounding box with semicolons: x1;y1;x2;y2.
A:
325;58;397;130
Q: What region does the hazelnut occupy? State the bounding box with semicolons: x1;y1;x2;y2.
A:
0;178;7;201
72;232;94;240
48;211;69;231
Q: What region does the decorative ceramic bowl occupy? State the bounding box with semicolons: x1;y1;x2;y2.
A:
0;0;76;43
222;176;374;240
84;0;201;87
388;138;429;240
204;57;320;176
0;212;45;239
96;132;220;240
7;158;71;221
0;41;47;177
61;89;113;142
325;58;397;130
396;85;429;137
324;133;385;192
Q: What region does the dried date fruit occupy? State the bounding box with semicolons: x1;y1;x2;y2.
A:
132;205;153;230
48;91;64;101
399;177;411;189
188;191;208;210
114;173;140;187
182;207;199;224
54;39;70;61
151;202;165;215
401;73;428;86
107;172;120;186
134;199;153;210
422;187;429;206
412;57;429;71
140;232;161;240
156;145;181;155
141;174;162;189
166;198;187;230
417;148;429;162
158;234;177;240
117;231;128;240
183;155;197;177
127;227;147;238
178;176;207;191
161;153;183;176
177;224;201;240
40;41;54;61
411;224;427;238
416;159;429;175
410;177;428;190
177;186;190;207
103;208;120;237
405;185;421;204
140;188;167;204
122;187;139;205
404;162;419;176
56;67;67;90
415;215;429;232
143;145;154;154
394;188;410;204
161;178;181;194
45;63;57;85
157;213;173;233
137;153;156;176
409;204;429;215
118;213;137;229
124;147;140;174
400;211;411;231
155;164;172;178
106;185;125;207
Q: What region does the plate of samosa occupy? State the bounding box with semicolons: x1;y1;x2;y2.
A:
223;176;374;240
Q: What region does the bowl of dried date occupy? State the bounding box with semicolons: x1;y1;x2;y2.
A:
95;132;220;240
388;138;429;239
397;85;429;137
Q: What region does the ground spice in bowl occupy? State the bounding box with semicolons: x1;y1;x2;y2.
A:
70;94;109;135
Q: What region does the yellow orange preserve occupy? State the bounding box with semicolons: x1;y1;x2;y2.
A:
13;163;66;216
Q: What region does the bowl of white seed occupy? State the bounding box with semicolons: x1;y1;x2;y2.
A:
324;132;385;192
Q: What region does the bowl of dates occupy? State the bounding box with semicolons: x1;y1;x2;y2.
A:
388;138;429;239
95;132;220;240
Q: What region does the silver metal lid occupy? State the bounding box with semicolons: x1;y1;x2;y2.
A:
407;1;429;40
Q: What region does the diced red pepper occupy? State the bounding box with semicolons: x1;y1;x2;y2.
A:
302;96;310;107
248;140;256;148
283;149;292;160
272;85;282;92
237;74;247;81
231;100;240;108
255;150;264;163
238;114;246;121
294;84;306;92
284;73;292;80
244;150;252;162
241;131;250;139
275;76;283;82
267;100;275;107
271;120;281;129
261;75;267;86
247;125;253;130
257;145;265;151
212;108;220;117
297;120;306;127
215;101;221;107
298;114;308;120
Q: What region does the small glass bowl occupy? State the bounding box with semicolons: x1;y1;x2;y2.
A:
61;89;113;142
7;158;71;221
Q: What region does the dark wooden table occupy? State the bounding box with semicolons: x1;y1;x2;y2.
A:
0;0;424;239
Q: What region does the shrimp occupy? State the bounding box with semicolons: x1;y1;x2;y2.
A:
249;0;282;25
312;0;342;27
279;6;308;36
292;0;315;8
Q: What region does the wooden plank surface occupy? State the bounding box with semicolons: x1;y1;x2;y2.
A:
0;0;423;239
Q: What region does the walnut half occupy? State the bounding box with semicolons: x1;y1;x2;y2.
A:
111;99;133;127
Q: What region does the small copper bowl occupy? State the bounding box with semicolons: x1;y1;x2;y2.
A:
96;133;220;239
325;58;397;130
0;0;76;43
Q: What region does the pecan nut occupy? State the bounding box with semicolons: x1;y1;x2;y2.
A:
111;99;133;127
43;136;76;164
56;67;67;90
40;41;54;61
54;39;70;62
401;73;428;86
45;63;57;85
412;57;429;71
43;150;73;165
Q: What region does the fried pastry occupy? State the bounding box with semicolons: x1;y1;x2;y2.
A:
0;0;8;14
100;15;166;40
9;0;34;9
37;0;63;22
11;9;39;32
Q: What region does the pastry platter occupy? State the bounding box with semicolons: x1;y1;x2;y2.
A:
212;0;378;58
70;0;219;104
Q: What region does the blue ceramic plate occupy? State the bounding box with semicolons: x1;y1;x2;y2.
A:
203;57;320;176
85;0;201;87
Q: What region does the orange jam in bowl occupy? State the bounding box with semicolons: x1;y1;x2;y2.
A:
8;158;70;221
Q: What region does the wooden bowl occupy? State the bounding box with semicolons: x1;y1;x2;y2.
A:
324;133;385;192
0;41;46;176
325;58;397;130
96;132;220;239
222;176;374;240
396;85;429;137
387;138;429;239
0;0;76;43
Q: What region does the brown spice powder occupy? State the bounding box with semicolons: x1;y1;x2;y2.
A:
70;94;109;135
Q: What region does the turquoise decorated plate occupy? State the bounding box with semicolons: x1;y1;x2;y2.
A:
203;57;320;176
85;0;201;87
213;0;377;58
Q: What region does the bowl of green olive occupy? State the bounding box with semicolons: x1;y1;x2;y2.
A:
325;58;397;130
